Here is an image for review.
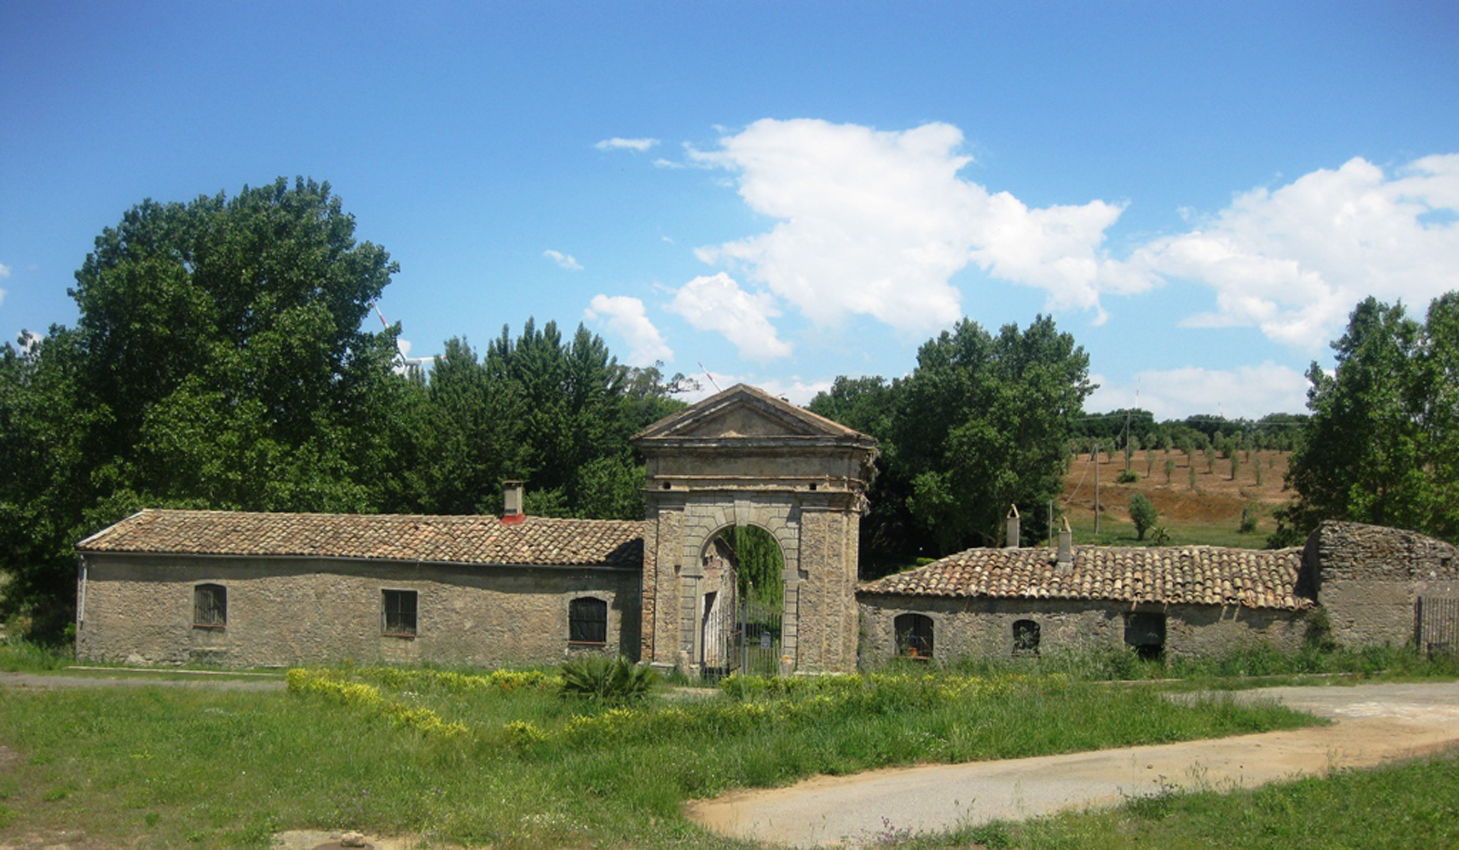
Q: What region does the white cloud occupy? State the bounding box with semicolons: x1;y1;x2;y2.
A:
689;119;1132;333
542;249;584;271
584;294;674;365
0;261;10;278
1118;155;1459;350
666;272;793;361
1086;362;1310;419
595;137;659;153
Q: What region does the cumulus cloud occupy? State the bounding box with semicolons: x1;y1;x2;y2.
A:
595;137;659;153
666;272;793;361
542;249;584;271
0;261;9;308
689;118;1133;333
1117;155;1459;349
1086;362;1311;420
584;294;674;364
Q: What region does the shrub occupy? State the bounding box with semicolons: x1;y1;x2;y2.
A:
1129;493;1157;540
559;654;658;702
1116;469;1139;484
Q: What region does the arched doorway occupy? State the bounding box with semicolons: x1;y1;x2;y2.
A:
698;525;785;678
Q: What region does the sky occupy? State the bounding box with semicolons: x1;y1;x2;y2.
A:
3;1;1457;420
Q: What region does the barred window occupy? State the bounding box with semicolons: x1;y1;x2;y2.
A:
1013;619;1041;655
569;597;608;645
382;589;418;637
894;613;934;660
193;584;227;628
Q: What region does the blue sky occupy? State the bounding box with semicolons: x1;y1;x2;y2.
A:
3;1;1457;418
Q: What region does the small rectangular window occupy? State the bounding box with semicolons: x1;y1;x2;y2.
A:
382;589;418;637
194;584;227;628
569;597;608;645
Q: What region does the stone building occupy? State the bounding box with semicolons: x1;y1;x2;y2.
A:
857;521;1458;662
76;498;642;668
73;383;1458;671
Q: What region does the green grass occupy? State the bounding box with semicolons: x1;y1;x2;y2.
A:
0;668;1319;848
0;638;72;672
908;747;1459;849
1068;514;1271;549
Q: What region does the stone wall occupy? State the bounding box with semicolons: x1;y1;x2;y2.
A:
1310;521;1459;647
857;594;1308;663
77;553;640;668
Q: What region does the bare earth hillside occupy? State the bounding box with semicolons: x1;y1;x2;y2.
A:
1061;450;1294;546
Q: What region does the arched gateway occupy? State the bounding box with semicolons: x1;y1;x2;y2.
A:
633;384;878;675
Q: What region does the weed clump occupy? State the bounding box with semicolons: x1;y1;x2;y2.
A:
559;654;658;702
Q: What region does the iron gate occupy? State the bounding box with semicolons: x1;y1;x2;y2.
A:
1417;596;1459;657
701;587;783;681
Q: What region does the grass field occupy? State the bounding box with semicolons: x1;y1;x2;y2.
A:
0;667;1320;849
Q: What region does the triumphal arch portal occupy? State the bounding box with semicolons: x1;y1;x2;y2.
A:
632;384;878;675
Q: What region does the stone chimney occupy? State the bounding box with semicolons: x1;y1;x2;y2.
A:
502;480;525;524
1057;516;1073;573
1004;505;1021;549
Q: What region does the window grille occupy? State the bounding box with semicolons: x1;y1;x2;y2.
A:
569;597;608;645
382;589;418;637
894;613;934;660
193;584;227;628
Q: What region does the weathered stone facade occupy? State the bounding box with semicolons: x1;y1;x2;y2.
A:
633;384;877;675
75;511;643;669
1303;521;1459;647
858;595;1309;662
78;553;639;668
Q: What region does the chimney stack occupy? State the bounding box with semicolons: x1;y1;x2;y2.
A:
502;480;525;524
1057;516;1073;573
1004;505;1020;549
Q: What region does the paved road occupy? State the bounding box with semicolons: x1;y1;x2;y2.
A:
687;681;1459;848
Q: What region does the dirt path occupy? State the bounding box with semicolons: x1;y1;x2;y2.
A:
0;670;286;691
686;681;1459;848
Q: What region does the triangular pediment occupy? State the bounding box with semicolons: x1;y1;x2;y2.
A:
633;384;873;444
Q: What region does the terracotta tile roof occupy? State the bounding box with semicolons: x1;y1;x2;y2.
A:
858;544;1312;610
77;509;643;568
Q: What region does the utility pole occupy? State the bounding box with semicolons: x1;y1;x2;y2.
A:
1094;441;1101;536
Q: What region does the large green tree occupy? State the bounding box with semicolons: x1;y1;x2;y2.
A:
810;315;1094;561
0;178;409;636
896;316;1094;553
1273;292;1459;545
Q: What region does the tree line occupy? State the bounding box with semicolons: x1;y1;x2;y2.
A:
0;179;686;638
2;177;1454;639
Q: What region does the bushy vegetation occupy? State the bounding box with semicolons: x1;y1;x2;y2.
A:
0;637;71;672
558;654;658;702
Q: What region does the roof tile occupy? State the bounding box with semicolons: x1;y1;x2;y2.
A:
858;544;1311;610
78;509;643;568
